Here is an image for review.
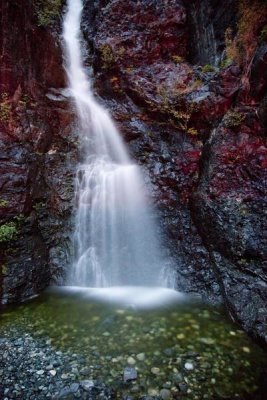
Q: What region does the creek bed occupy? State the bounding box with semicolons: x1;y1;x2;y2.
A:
0;287;266;399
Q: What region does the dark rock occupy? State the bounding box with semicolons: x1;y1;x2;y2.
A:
250;45;267;101
123;367;137;382
0;0;76;303
178;383;188;393
191;116;267;345
186;0;238;66
80;380;95;391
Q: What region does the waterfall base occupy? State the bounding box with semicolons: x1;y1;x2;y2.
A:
54;286;185;308
1;289;266;399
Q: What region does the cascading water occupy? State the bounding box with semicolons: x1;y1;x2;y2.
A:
63;0;170;288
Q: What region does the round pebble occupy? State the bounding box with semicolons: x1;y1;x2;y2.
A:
127;356;136;365
184;362;194;370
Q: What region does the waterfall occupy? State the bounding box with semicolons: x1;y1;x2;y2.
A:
63;0;169;287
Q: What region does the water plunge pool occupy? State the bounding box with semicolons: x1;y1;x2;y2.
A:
0;287;266;399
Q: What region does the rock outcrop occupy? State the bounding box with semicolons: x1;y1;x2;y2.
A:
81;0;267;345
0;0;266;346
0;0;76;303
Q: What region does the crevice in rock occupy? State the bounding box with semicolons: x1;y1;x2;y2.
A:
185;0;238;66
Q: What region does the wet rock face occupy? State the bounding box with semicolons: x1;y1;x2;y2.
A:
191;116;267;344
94;0;187;67
185;0;238;66
0;0;76;303
81;0;267;344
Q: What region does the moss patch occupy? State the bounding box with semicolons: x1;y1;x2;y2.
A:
201;64;215;73
223;110;245;128
0;222;18;243
34;0;64;26
0;199;8;208
0;93;11;123
99;44;115;69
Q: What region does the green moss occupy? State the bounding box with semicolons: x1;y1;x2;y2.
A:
220;58;233;68
172;55;184;64
0;222;18;243
223;110;245;128
14;214;26;224
33;202;46;212
1;264;8;276
260;25;267;42
18;94;32;108
201;64;215;73
0;93;11;123
99;44;115;69
34;0;63;26
0;199;8;208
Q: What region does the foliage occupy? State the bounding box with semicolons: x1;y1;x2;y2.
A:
170;103;199;135
1;264;8;275
224;0;267;92
260;25;267;42
19;94;32;107
0;199;8;208
33;202;46;212
220;57;233;69
0;93;11;123
223;110;245;128
99;45;115;69
191;79;203;90
201;64;215;73
0;222;17;243
225;28;238;62
14;214;26;224
172;55;184;64
34;0;63;26
187;127;199;136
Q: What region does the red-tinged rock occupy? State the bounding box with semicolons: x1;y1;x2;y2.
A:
0;0;76;303
94;0;187;70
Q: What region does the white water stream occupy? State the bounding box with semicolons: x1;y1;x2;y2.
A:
63;0;170;288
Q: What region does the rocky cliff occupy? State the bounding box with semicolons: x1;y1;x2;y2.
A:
0;0;266;346
0;0;76;302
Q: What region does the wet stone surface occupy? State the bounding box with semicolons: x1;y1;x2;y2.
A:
0;289;266;399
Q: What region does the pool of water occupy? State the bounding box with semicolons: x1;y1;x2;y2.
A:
0;286;266;399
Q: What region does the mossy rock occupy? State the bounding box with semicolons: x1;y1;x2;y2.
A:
34;0;64;26
0;222;18;243
99;44;116;69
223;110;245;128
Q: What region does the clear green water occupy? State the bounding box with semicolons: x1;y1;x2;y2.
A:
0;287;266;399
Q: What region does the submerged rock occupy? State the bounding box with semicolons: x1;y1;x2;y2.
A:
159;389;171;400
123;367;137;382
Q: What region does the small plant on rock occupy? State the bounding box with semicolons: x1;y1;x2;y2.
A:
34;0;63;26
172;55;184;64
0;93;11;123
99;44;115;69
260;25;267;42
0;222;18;243
223;110;245;128
224;1;267;95
0;199;8;208
220;58;233;69
201;64;215;73
187;127;199;136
